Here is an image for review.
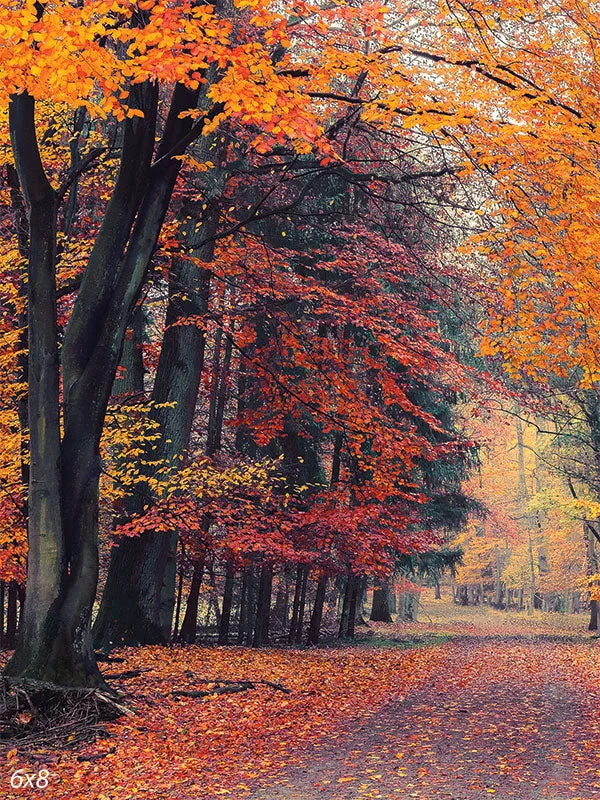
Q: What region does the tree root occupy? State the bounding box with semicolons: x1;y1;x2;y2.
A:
172;677;291;699
101;668;149;680
95;654;126;663
0;677;131;751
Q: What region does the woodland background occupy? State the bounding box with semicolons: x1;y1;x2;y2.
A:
0;0;599;764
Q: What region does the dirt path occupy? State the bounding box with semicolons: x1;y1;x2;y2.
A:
248;636;600;800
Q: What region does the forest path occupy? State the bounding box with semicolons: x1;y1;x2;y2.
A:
248;634;600;800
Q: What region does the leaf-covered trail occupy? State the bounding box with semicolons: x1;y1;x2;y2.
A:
249;636;600;800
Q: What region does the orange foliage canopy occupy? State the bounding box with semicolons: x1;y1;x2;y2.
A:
433;1;600;386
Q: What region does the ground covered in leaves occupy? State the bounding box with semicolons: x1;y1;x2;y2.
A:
248;637;600;800
2;601;599;799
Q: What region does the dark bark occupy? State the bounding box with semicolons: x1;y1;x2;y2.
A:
237;565;251;645
176;324;233;644
370;583;393;623
7;77;210;684
6;581;19;648
207;328;233;457
62;107;87;238
178;558;206;644
206;561;222;630
173;546;185;642
347;576;360;638
0;581;4;643
338;573;353;638
589;599;599;631
252;563;273;647
245;567;257;646
331;430;343;485
218;562;235;645
272;568;290;633
288;564;306;644
307;575;327;645
6;165;30;557
294;565;308;644
4;92;70;682
93;258;210;646
73;85;199;652
94;132;225;648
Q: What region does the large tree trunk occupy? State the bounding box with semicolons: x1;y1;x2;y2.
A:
6;81;202;685
307;575;327;645
370;581;393;623
3;92;73;682
94;162;223;648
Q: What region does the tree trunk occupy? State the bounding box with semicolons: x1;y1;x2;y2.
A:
178;558;205;644
6;81;206;685
347;576;360;638
354;576;368;625
338;573;354;638
245;566;257;646
294;565;309;644
93;88;221;650
307;575;327;645
288;565;304;643
252;563;272;647
370;581;393;623
3;92;74;683
93;254;211;648
173;546;185;642
218;561;235;645
0;581;4;644
584;523;599;630
272;568;290;633
6;581;19;648
237;565;250;645
589;599;599;631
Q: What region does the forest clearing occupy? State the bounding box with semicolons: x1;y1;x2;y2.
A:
3;0;600;798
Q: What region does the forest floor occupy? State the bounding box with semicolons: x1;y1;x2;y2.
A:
2;598;600;800
247;602;600;800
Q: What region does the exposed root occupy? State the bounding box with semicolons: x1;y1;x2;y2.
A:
102;668;149;680
0;677;131;752
172;677;291;698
